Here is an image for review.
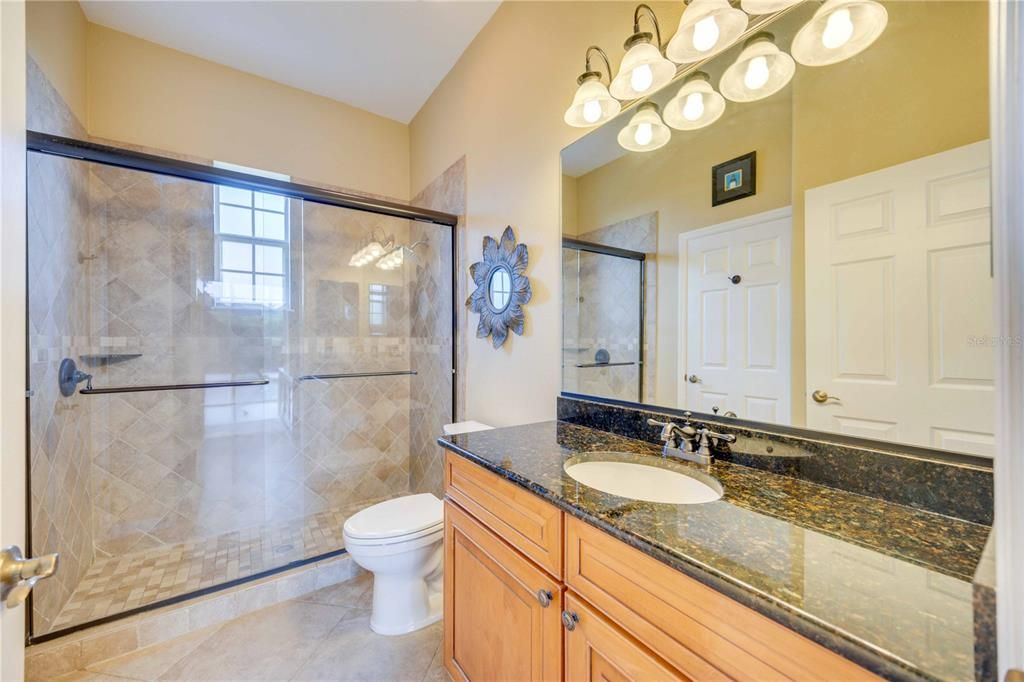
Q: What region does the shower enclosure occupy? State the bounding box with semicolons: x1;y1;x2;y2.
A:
561;238;646;403
25;133;456;640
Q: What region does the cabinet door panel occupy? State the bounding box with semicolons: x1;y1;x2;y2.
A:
444;501;563;682
565;593;686;682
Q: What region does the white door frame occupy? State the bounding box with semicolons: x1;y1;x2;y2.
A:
677;206;792;414
990;0;1024;675
0;0;27;678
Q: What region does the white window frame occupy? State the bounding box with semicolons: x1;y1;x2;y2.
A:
368;283;388;335
211;161;291;310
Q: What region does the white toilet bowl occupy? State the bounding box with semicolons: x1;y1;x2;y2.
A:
343;493;444;636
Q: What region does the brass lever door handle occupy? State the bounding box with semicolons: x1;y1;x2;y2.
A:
811;390;840;404
1;546;59;608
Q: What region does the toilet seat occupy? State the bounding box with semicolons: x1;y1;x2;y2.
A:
343;493;443;546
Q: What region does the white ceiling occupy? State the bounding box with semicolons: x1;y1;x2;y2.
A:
80;1;501;123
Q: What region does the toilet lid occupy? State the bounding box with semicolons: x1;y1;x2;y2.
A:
343;493;443;541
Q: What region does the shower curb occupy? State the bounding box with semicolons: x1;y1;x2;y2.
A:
25;553;361;681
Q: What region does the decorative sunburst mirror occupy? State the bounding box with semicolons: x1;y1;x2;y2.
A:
467;226;532;348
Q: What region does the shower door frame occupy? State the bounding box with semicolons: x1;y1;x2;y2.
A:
561;237;647;403
23;131;461;643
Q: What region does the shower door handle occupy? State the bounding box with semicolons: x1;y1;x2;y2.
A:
0;546;59;608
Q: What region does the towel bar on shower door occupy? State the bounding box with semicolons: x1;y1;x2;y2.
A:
297;370;418;381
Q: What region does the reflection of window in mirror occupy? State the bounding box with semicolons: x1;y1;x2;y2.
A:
559;0;993;458
368;283;388;335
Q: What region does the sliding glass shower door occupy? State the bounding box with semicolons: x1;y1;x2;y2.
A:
26;144;454;638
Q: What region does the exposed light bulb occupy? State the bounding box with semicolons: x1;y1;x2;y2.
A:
582;99;603;124
822;7;854;49
634;122;654;146
744;55;770;90
682;92;705;121
630;64;654;93
692;15;720;53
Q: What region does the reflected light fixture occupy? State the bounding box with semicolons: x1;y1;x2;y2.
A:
375;241;426;271
739;0;802;15
564;46;622;127
349;239;389;267
663;72;726;130
617;102;671;152
610;4;677;100
791;0;888;66
719;32;795;102
666;0;748;64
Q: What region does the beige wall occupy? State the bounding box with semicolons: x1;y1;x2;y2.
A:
26;0;87;125
410;1;683;427
26;5;410;200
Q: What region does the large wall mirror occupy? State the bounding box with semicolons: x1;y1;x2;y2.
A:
561;0;992;458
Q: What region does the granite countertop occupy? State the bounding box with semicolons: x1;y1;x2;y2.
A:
439;421;991;682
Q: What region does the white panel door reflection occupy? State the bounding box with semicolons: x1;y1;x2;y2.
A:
683;208;792;423
805;141;994;455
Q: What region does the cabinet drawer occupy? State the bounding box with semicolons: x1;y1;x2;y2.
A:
564;592;689;682
565;516;879;682
444;451;563;577
444;501;563;682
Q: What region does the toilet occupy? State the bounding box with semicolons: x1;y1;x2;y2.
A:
343;493;445;635
344;421;492;636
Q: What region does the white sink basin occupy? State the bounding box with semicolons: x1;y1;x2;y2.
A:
564;453;723;505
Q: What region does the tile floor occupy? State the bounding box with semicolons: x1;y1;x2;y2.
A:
50;573;447;682
52;498;391;633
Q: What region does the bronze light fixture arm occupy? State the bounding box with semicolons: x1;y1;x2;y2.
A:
582;45;614;85
631;4;665;51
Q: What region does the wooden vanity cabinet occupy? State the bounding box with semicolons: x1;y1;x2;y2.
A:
444;501;563;682
443;451;880;682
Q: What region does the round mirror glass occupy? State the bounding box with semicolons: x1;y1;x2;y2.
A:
488;267;513;311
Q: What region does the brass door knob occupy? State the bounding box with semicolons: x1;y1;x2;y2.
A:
811;390;840;404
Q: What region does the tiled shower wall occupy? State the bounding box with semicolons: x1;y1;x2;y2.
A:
563;213;658;404
409;158;465;497
26;58;97;635
28;61;453;632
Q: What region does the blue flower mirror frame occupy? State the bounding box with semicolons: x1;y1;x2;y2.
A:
467;226;532;348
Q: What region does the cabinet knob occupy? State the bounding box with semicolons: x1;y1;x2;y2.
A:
536;589;552;608
561;610;579;631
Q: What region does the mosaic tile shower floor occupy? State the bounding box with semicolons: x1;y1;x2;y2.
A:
50;498;389;633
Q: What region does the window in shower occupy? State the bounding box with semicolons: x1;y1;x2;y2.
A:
213;186;290;308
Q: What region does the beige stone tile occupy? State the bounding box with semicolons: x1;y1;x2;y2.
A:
137;610;188;648
300;572;372;609
25;640;82;682
87;626;217;681
291;612;441;681
158;600;346;681
187;593;237;631
53;671;134;682
234;580;277;614
79;626;140;668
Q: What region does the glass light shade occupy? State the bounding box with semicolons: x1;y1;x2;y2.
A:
791;0;888;66
666;0;748;64
610;38;677;100
739;0;802;15
376;248;405;270
564;75;622;127
349;241;386;267
663;74;726;131
617;103;671;153
719;35;795;102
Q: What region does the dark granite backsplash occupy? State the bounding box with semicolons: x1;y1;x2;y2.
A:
558;395;994;525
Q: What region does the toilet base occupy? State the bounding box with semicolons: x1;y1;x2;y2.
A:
368;575;442;636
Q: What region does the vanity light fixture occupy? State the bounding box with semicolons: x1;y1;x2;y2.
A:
617;102;671;152
719;32;795;102
666;0;748;64
609;4;677;100
662;72;726;130
739;0;802;15
564;46;622;127
791;0;888;66
349;238;390;267
375;241;426;271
